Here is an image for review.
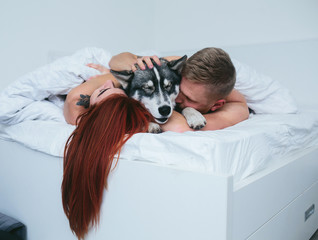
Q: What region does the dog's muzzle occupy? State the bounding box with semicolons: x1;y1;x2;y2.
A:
155;117;168;124
155;105;171;124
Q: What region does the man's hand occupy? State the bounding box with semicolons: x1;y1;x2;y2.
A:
86;63;110;74
86;63;111;81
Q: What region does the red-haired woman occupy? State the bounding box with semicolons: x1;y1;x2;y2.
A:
61;69;154;239
62;66;192;239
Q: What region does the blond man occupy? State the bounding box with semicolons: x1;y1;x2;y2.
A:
108;47;249;132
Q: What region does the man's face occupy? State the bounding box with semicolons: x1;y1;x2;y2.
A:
175;77;215;113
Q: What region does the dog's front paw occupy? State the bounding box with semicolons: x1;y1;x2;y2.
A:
182;107;206;130
148;122;162;134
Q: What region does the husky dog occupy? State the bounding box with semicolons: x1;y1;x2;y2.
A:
111;56;206;133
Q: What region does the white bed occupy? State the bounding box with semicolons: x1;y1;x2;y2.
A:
0;39;318;240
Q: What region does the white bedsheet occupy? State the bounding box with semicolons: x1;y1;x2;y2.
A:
1;110;317;182
0;47;315;182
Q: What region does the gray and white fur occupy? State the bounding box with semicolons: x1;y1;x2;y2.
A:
111;55;206;133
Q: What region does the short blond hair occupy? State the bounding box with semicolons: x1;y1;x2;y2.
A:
181;47;236;100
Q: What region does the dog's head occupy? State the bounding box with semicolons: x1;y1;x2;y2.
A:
111;55;187;124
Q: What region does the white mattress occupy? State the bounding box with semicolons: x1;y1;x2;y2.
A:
1;109;318;183
0;46;317;183
94;109;318;182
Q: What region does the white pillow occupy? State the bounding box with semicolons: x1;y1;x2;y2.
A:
232;59;298;114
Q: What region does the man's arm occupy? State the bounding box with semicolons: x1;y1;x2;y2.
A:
201;89;249;130
161;89;249;132
109;52;138;71
160;111;193;133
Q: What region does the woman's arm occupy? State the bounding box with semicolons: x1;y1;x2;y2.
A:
109;52;180;71
64;73;118;125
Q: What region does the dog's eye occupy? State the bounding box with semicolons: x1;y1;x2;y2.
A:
164;82;172;89
142;85;155;93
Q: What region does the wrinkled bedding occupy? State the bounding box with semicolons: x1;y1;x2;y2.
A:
0;47;313;182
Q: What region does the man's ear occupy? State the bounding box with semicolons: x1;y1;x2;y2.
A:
167;55;187;74
110;69;134;90
211;99;226;112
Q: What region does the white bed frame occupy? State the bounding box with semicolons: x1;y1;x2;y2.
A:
1;39;318;240
1;140;318;240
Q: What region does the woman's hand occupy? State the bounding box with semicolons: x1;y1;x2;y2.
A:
132;55;161;72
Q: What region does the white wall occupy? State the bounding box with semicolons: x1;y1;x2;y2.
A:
0;0;155;89
153;0;318;52
1;0;317;89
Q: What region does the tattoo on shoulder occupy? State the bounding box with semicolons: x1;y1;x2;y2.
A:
76;94;90;109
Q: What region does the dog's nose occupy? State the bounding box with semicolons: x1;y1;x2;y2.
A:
158;106;171;116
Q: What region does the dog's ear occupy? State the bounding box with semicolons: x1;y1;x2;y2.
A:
110;69;134;90
167;55;187;74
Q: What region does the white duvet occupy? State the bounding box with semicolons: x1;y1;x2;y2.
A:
1;47;316;182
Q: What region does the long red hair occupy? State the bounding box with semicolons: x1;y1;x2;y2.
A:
62;94;153;239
